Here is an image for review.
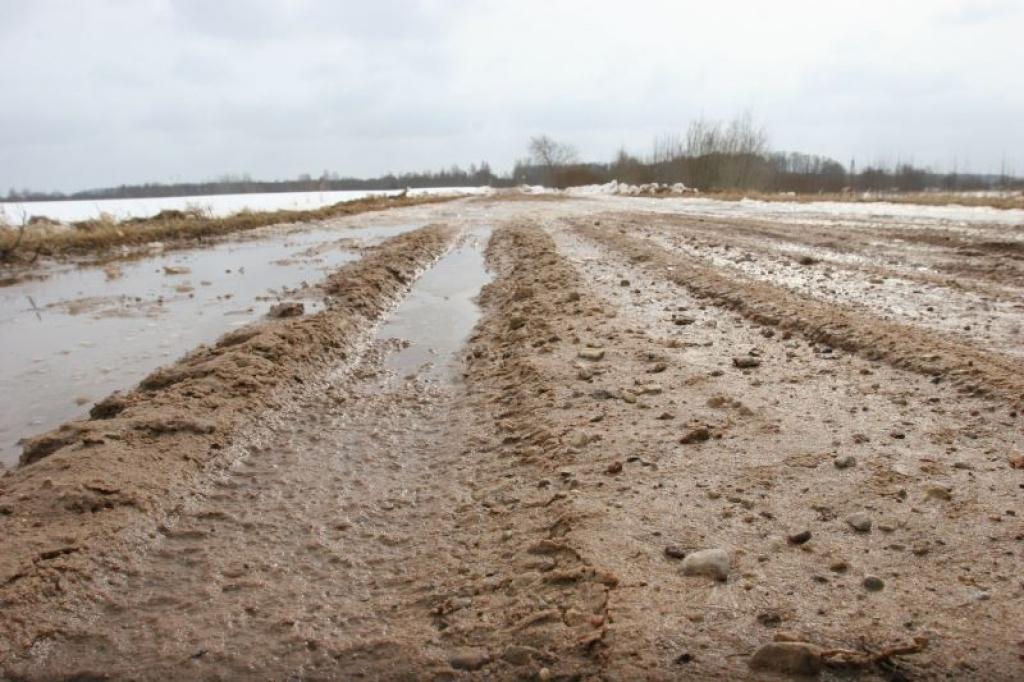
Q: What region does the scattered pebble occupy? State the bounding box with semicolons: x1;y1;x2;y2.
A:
863;575;885;591
268;301;304;318
833;454;856;469
749;642;823;676
924;483;952;501
845;512;872;533
732;357;761;369
680;548;730;581
787;530;812;545
680;427;711;444
449;647;491;671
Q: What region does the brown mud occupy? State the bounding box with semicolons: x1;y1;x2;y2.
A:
1;196;1022;680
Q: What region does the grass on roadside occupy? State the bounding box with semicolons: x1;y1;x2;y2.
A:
0;193;458;264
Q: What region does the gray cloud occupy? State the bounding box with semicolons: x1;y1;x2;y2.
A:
1;0;1021;191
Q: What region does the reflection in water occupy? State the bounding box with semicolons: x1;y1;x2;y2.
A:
0;222;419;467
377;228;492;381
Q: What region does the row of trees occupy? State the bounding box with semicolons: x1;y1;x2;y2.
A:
520;115;1021;192
4;117;1020;201
4;162;504;203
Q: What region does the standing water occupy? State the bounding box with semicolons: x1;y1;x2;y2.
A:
376;228;492;381
0;222;419;467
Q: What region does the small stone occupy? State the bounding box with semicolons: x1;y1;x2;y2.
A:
501;645;541;666
664;545;687;559
787;530;812;545
846;512;872;533
829;560;849;573
749;642;823;676
732;357;761;369
605;461;623;475
680;427;711;445
924;483;952;501
449;647;491;671
680;548;730;581
578;348;605;361
863;575;885;591
833;455;856;469
508;316;526;330
268;301;304;318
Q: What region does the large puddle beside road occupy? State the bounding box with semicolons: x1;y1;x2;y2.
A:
377;227;492;381
0;222;420;467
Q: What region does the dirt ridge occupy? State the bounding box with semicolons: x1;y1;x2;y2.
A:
0;224;457;665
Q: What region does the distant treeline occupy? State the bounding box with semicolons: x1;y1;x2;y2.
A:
4;115;1021;202
4;164;506;202
516;116;1022;192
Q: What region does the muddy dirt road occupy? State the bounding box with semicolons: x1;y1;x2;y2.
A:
1;194;1022;680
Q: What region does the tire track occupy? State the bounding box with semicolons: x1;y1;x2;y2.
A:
574;220;1024;408
0;224;459;669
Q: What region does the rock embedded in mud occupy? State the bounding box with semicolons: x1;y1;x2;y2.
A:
449;647;491;671
501;645;543;666
578;348;605;361
680;427;711;444
268;301;304;318
924;482;952;501
845;512;872;533
833;454;856;469
749;641;823;676
732;357;761;369
863;575;885;591
664;545;687;559
680;548;730;581
787;530;812;545
89;392;127;420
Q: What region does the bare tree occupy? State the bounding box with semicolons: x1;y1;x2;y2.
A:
528;135;578;187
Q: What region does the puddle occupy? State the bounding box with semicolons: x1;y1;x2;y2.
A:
0;222;419;467
376;228;492;381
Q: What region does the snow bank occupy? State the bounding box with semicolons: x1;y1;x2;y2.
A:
0;186;492;224
570;181;697;196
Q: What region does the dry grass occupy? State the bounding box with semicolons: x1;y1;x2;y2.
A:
0;194;458;264
703;190;1024;210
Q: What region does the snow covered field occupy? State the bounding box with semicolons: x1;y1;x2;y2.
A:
0;186;489;224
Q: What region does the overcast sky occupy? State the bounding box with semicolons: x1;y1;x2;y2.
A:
1;0;1022;192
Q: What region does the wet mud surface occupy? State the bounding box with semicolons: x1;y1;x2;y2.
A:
1;195;1022;680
